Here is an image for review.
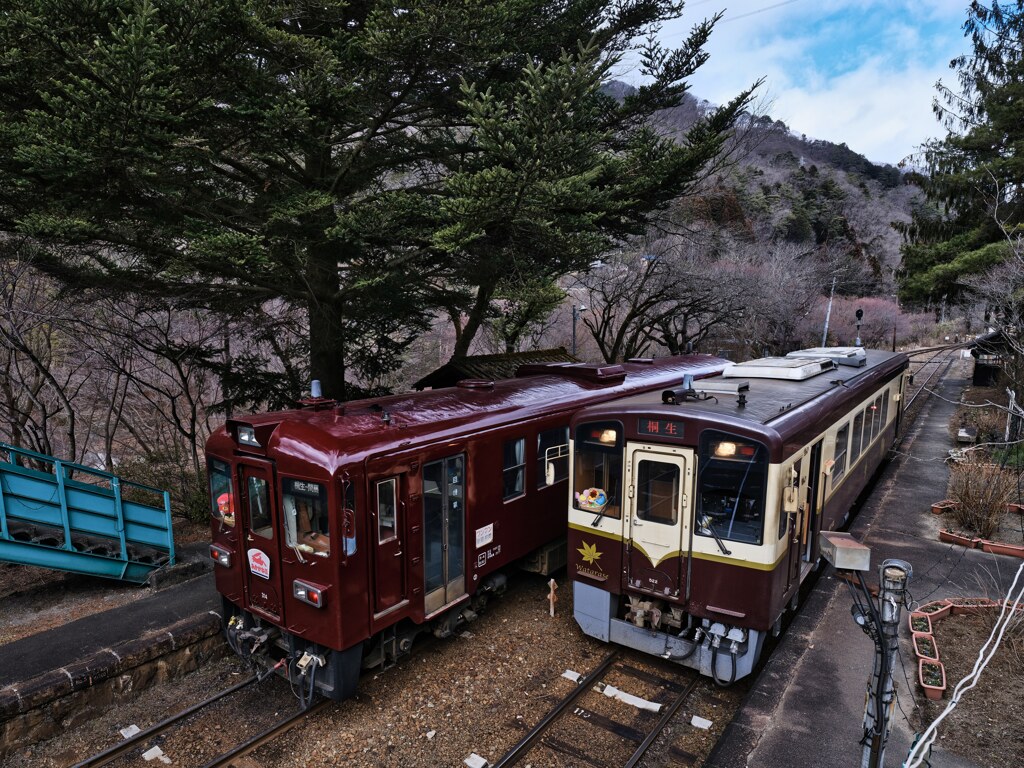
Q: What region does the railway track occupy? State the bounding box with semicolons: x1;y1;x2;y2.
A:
903;344;962;413
72;673;327;768
493;649;703;768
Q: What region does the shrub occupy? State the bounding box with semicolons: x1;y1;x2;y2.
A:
948;456;1018;538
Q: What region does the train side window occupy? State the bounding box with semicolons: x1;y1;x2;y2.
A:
377;478;398;543
246;475;272;539
881;389;889;426
537;427;569;488
636;460;679;525
282;478;330;556
573;421;623;520
503;437;526;500
850;412;864;464
208;459;235;526
833;422;850;482
779;459;801;540
871;395;884;438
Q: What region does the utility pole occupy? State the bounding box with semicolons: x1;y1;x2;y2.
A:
822;276;837;347
861;559;912;768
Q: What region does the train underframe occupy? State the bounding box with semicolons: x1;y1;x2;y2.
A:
221;572;510;703
573;581;766;686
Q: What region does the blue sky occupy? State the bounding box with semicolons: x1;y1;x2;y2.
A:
630;0;974;165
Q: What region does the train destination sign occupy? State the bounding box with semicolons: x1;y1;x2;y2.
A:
638;419;683;438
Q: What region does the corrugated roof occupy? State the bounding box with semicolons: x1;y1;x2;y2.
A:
413;347;577;390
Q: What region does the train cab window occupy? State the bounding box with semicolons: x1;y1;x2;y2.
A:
537;427;569;488
696;431;768;545
503;438;526;500
573;421;623;520
208;459;235;526
850;412;865;464
636;460;679;525
376;478;398;543
246;475;272;539
833;422;850;482
282;479;330;557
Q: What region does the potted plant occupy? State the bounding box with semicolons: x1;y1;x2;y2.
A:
931;499;959;515
981;540;1024;559
947;597;1000;615
917;599;952;621
907;612;933;635
938;529;980;548
912;632;940;662
918;659;946;701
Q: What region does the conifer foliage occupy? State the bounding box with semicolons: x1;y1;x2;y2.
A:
899;1;1024;304
0;1;756;399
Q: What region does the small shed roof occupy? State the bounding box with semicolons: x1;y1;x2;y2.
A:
413;347;577;390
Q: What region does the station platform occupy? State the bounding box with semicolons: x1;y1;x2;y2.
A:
707;365;1013;768
0;545;221;754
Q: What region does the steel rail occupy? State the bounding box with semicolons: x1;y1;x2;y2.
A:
72;674;259;768
196;696;333;768
623;672;700;768
490;649;621;768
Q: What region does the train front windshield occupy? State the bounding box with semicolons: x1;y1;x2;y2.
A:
696;431;768;545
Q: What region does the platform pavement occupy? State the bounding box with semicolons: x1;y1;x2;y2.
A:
0;541;221;732
708;365;1018;768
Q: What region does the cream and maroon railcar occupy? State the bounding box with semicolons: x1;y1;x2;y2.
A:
568;348;909;684
205;355;729;700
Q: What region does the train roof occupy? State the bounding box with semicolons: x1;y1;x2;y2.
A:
207;355;730;473
572;348;908;450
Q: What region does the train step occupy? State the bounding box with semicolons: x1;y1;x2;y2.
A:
0;442;175;583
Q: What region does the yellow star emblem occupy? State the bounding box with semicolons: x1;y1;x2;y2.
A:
577;540;602;566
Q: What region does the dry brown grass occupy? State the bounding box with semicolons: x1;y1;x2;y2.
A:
948;456;1018;538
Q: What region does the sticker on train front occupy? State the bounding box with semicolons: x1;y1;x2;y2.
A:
248;548;271;580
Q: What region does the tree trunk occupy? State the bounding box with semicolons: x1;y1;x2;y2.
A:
450;284;495;360
306;240;347;400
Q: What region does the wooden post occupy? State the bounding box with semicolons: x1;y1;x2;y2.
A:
548;578;558;617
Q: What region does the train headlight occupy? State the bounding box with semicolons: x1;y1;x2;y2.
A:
293;579;325;608
237;425;260;447
713;441;737;457
209;544;232;568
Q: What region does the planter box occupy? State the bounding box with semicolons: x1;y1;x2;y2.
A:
917;600;952;621
908;611;933;635
931;499;959;515
981;540;1024;559
912;631;940;662
948;597;1000;616
938;529;980;548
918;659;946;701
1006;502;1024;515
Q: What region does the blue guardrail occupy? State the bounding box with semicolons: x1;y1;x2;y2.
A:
0;443;175;583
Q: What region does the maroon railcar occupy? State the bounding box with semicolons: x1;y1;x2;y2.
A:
205;355;728;699
568;348;909;684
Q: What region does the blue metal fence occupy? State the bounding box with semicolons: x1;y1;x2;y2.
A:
0;443;175;583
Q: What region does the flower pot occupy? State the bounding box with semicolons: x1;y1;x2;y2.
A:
917;600;952;621
1006;502;1024;515
908;611;933;635
931;499;959;515
918;659;946;701
981;540;1024;559
938;529;979;548
948;597;1000;616
912;631;940;662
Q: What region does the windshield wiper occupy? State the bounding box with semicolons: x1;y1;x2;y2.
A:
700;515;732;555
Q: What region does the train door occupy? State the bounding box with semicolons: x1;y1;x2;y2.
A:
802;441;824;564
238;459;286;622
423;454;466;615
786;457;805;588
625;446;691;597
372;475;407;615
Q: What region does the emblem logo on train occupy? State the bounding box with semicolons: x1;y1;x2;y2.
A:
248;548;271;580
575;540;607;581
